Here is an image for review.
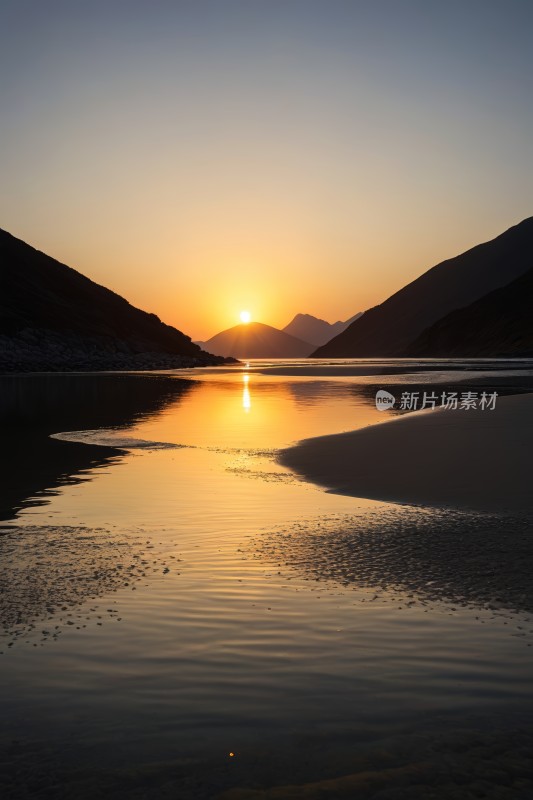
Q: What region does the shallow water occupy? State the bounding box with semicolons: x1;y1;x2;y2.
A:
1;361;533;798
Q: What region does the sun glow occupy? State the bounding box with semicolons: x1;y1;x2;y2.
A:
240;310;251;324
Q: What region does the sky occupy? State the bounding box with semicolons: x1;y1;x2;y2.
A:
1;0;532;340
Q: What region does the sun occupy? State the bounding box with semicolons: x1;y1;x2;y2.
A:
240;310;251;324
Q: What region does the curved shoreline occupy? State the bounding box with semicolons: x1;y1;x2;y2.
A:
279;393;533;513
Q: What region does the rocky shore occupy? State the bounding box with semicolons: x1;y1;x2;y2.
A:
0;329;234;372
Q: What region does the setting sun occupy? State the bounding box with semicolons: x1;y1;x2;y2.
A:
2;3;532;797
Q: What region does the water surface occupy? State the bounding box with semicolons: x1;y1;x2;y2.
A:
1;360;532;798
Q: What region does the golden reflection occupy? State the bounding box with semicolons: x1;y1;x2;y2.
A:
118;373;382;452
242;374;251;412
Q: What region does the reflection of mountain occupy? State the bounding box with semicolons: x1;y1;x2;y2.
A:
282;312;363;346
313;217;533;357
201;321;314;358
0;374;194;520
286;380;355;406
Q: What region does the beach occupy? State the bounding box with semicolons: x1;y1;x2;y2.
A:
279;393;533;513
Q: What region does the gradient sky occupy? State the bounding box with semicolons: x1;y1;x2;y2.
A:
1;0;532;340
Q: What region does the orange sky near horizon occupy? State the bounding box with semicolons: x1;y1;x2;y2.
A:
7;210;526;342
1;2;533;341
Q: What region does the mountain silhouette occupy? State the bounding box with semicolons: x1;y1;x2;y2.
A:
312;217;533;357
201;321;314;358
0;228;225;369
405;266;533;357
283;312;363;346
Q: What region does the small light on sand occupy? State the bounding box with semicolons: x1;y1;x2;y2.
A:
229;752;235;757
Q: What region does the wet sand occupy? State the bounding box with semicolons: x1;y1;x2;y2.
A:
250;508;533;615
280;393;533;513
0;524;179;649
217;724;533;799
254;360;533;378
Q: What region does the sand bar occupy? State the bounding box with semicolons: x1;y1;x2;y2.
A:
279;393;533;512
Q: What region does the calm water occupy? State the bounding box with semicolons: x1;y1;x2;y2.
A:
1;361;533;798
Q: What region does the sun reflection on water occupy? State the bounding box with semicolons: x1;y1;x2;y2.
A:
242;373;251;412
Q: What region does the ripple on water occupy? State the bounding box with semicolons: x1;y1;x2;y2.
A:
0;525;178;649
248;506;533;624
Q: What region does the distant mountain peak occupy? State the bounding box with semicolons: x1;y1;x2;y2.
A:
283;311;363;347
289;312;330;324
201;320;314;358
